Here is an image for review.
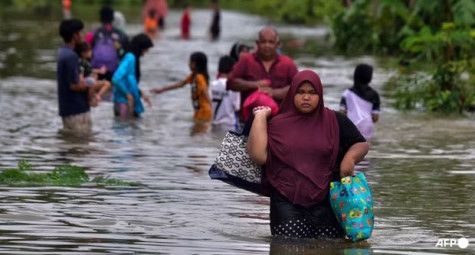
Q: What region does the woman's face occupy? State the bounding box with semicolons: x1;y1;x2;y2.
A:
294;82;319;114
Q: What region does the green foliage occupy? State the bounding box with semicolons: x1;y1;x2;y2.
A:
396;18;475;113
329;0;376;55
0;160;140;187
218;0;344;25
329;0;411;55
390;62;475;113
329;0;475;113
452;0;475;26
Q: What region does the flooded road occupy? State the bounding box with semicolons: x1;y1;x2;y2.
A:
0;6;474;255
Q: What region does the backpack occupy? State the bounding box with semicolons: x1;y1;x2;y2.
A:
91;30;119;73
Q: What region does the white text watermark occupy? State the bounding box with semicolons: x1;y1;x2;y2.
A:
435;238;469;249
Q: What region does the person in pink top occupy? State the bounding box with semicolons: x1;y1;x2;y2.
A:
226;26;298;121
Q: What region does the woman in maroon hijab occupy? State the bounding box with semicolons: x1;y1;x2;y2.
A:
247;70;369;238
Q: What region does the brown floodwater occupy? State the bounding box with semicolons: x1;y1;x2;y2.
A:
0;5;474;255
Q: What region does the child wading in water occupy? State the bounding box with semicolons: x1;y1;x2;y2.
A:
150;52;212;122
144;9;159;39
210;56;240;131
75;42;111;106
112;33;154;118
339;64;380;140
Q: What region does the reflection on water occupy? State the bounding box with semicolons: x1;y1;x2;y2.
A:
0;5;474;255
269;237;372;255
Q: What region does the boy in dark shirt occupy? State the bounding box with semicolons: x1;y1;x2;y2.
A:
57;19;93;133
209;0;220;41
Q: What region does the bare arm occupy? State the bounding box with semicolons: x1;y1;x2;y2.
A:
372;113;379;123
69;81;89;92
247;106;271;165
150;79;187;94
260;85;290;101
227;78;261;92
340;142;369;177
141;89;152;107
272;86;290;101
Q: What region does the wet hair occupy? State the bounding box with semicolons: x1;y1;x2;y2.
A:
229;43;250;61
100;6;114;24
129;33;154;82
74;42;90;58
190;52;209;85
59;19;84;43
354;64;373;84
218;56;236;74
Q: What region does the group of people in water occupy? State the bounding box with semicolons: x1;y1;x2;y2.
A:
57;2;380;240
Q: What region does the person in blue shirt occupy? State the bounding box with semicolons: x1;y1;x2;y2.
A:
112;33;153;118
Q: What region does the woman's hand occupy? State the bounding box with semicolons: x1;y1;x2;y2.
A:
252;106;272;118
339;158;355;177
142;93;153;107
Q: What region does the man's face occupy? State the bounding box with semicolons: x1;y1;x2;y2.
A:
257;30;279;60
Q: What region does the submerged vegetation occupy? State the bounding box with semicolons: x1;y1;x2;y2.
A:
0;160;139;187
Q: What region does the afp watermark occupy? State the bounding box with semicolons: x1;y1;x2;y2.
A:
435;238;469;249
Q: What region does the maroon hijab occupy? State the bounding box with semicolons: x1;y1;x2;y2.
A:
265;70;339;206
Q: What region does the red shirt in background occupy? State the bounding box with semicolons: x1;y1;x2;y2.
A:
181;11;191;39
227;53;298;107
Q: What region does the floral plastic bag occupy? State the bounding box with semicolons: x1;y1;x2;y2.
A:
329;172;374;242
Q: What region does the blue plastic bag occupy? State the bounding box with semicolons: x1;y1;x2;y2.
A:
329;172;374;242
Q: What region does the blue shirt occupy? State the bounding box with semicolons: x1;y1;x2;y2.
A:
57;46;89;117
112;53;144;115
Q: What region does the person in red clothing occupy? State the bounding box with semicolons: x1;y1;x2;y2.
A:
247;70;368;239
181;4;191;40
226;26;298;121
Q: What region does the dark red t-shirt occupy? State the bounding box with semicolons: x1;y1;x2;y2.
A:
181;12;190;39
226;53;298;107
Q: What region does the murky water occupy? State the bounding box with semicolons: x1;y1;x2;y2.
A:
1;6;474;255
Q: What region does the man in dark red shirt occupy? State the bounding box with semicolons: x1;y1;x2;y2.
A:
226;26;298;120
